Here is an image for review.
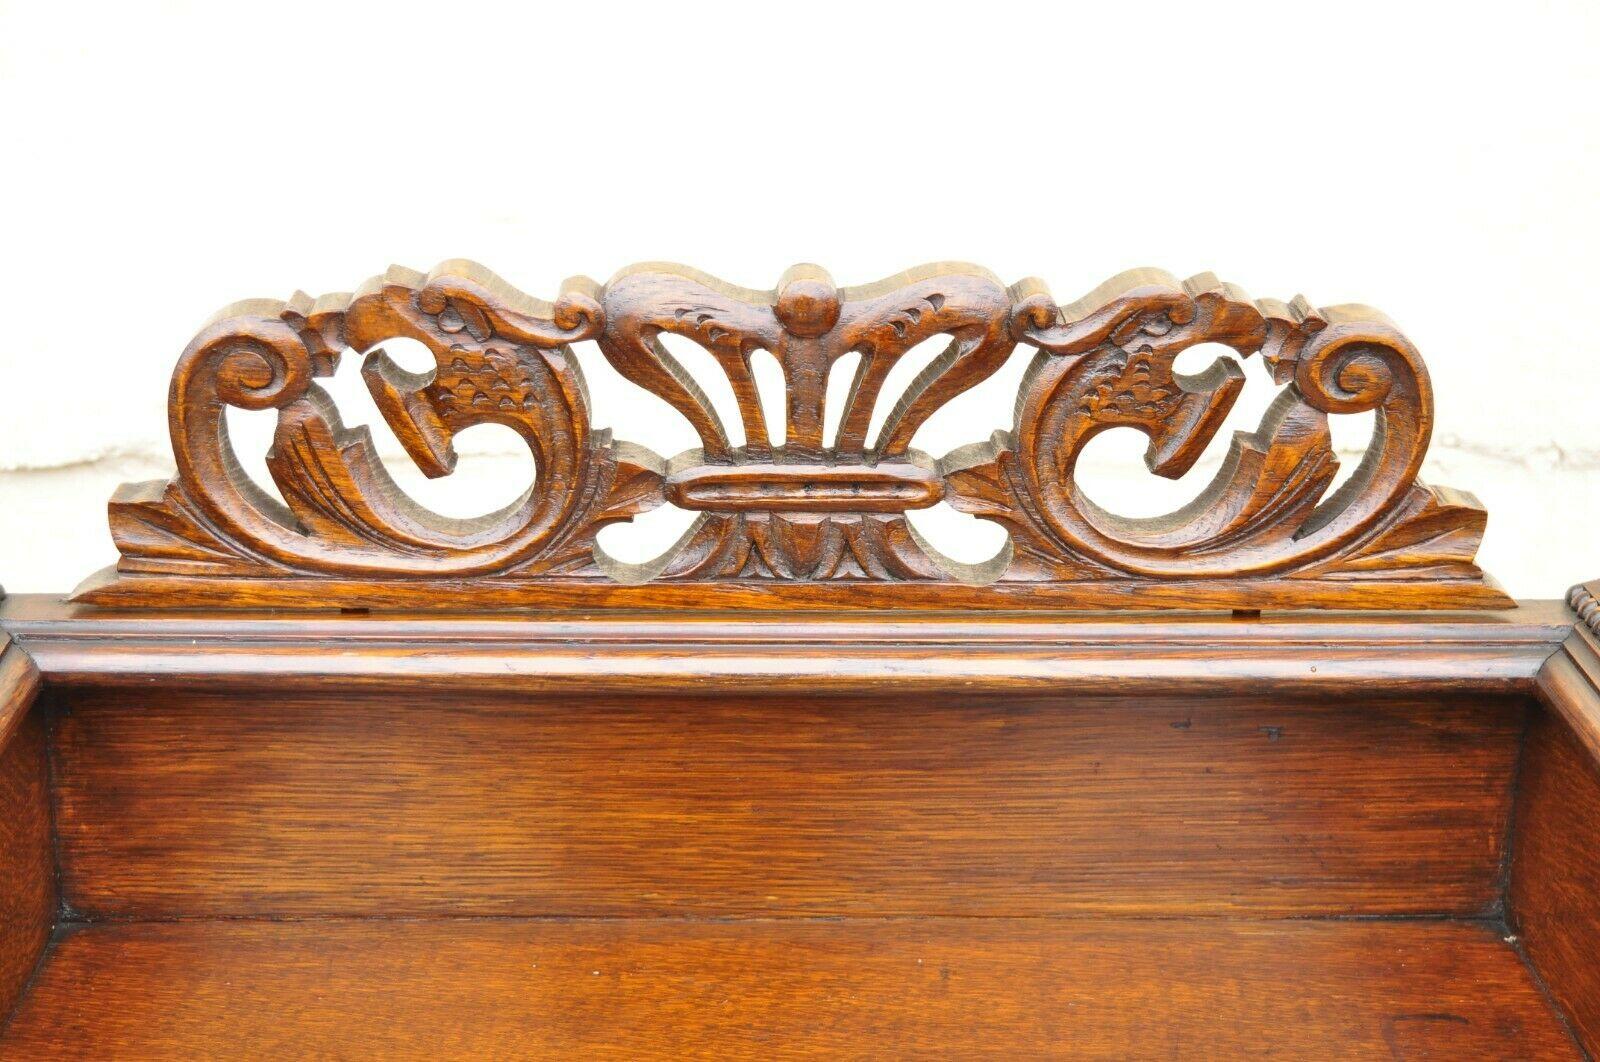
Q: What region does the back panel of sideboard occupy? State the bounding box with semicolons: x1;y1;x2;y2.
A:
46;686;1529;920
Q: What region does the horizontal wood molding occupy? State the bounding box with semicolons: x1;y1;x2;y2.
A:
3;919;1578;1059
72;570;1518;613
0;595;1570;697
77;260;1508;611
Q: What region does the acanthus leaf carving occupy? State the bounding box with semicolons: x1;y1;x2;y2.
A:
81;260;1510;611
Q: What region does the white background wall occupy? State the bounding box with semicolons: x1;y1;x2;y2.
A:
1;0;1596;598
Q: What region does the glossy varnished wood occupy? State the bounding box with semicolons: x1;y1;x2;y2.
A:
1507;581;1600;1055
1;918;1578;1060
1535;583;1600;762
0;638;54;1024
1512;685;1600;1051
0;235;1582;1052
1;595;1570;698
0;590;1594;1053
80;260;1504;610
0;634;42;749
51;686;1526;918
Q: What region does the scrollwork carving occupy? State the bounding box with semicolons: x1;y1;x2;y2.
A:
109;261;658;584
81;261;1508;611
944;271;1487;591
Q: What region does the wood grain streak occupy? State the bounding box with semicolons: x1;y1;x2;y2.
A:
0;919;1578;1060
2;595;1569;698
53;688;1525;918
75;260;1505;610
0;697;56;1025
1511;705;1600;1054
0;637;42;751
75;571;1516;612
1537;633;1600;764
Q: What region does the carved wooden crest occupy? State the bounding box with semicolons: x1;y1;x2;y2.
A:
76;260;1509;610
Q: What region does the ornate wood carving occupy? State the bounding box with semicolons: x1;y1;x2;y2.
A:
78;261;1509;610
1569;582;1600;638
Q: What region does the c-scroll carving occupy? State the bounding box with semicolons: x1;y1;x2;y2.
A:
82;260;1508;611
944;269;1491;593
108;261;660;582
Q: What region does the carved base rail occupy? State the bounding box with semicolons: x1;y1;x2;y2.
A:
76;261;1508;610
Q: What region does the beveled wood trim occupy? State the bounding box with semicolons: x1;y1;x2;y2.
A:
1535;635;1600;765
1509;579;1600;1057
0;632;52;1032
0;635;41;755
72;570;1515;614
1533;581;1600;763
1;595;1570;697
81;261;1506;611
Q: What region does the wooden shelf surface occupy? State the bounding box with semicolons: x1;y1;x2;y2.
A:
0;917;1579;1059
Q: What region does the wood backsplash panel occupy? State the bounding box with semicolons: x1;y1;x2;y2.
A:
52;688;1525;918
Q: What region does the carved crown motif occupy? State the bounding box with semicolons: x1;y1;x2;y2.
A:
78;260;1509;610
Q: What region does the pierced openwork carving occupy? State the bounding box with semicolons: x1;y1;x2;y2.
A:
78;260;1509;610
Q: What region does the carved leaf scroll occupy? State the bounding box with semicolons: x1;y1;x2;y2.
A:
81;261;1510;610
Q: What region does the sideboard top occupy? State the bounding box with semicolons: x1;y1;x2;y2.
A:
71;260;1507;612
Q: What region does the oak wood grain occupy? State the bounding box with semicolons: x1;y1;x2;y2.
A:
75;570;1518;612
1511;702;1600;1054
52;687;1526;919
77;260;1505;611
0;634;42;750
1536;622;1600;764
0;918;1578;1060
0;640;55;1025
2;594;1568;699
